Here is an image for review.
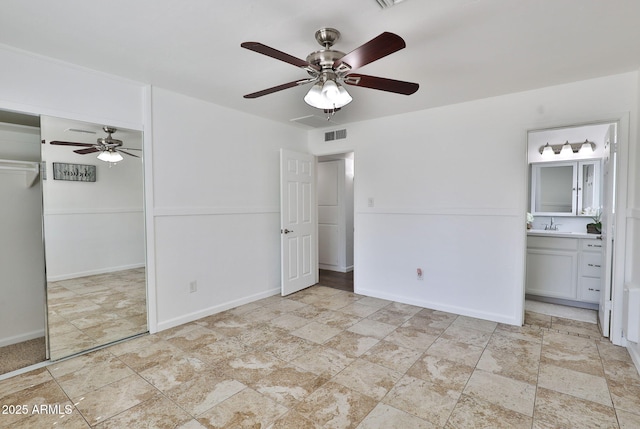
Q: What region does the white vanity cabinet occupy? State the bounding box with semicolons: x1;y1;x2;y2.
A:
526;234;603;304
578;240;603;303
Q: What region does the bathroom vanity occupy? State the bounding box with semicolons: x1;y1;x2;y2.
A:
526;230;602;308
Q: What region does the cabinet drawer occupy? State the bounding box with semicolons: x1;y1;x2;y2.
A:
527;236;578;251
579;277;601;303
581;253;603;277
582;240;603;252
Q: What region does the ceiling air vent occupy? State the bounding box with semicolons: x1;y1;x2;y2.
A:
376;0;406;9
325;129;347;142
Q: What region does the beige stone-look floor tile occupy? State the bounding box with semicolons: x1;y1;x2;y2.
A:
268;313;312;331
94;394;192;428
463;369;536;417
383;327;438;351
175;419;209;429
337;302;382;318
597;339;635;363
367;308;414;326
73;374;158;426
323;331;380;358
162;325;225;352
451;315;498;333
384;375;460;427
551;316;602;337
401;313;455;335
197;387;287;429
362;341;424;373
607;377;640;414
263;297;309;313
139;355;208;392
204;315;260;337
262;333;317;362
105;333;163;356
53;354;135;398
164;368;246;416
537;363;612;407
445;394;532;429
347;318;397;339
269;410;321;429
292;321;343;344
291;346;354;377
357;403;436;429
0;368;53;398
475;334;541;384
5;405;90;429
540;330;604;377
295;381;378;429
425;337;484;367
440;324;492;348
602;357;640;383
356;296;392;308
0;380;70;427
617;408;640;429
117;340;185;372
218;351;285;384
492;323;544;344
525;310;551;328
533;387;618;429
407;354;474;391
82;317;144;344
313;309;362;329
190;337;250;366
235;324;288;350
253;364;329;408
332;359;402;401
242;306;285;323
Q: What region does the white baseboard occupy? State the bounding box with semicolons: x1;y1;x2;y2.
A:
156;287;281;332
319;264;354;273
0;329;45;348
47;263;145;282
355;287;521;326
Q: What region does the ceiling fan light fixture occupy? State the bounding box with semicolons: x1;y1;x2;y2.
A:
97;150;123;163
304;80;352;110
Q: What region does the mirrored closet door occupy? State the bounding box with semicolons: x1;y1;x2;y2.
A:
41;116;147;360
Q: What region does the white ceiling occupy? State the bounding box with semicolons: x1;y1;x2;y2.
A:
1;0;639;129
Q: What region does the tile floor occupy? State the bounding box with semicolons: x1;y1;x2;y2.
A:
47;268;147;360
2;285;640;428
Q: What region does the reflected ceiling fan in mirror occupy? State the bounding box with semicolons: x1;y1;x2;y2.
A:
50;126;141;163
241;28;419;117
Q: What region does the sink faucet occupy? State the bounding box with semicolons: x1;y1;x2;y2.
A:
545;217;560;231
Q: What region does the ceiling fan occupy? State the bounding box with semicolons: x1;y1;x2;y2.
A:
241;28;419;114
50;126;141;163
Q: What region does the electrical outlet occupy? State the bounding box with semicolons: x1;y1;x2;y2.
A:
368;197;374;207
189;280;197;293
417;268;423;280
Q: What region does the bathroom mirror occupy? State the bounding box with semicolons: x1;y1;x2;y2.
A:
41;116;147;360
531;160;600;216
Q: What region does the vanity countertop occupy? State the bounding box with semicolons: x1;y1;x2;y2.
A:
527;229;601;239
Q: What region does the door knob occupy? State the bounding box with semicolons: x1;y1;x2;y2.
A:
282;228;293;234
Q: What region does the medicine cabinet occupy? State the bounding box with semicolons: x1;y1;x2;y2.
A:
530;160;600;216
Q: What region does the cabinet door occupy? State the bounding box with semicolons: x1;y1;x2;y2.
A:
526;249;577;299
531;162;577;216
579;277;601;303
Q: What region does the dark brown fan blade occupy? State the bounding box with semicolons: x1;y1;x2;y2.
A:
343;74;419;95
244;78;315;99
241;42;320;72
73;147;100;154
333;32;406;73
50;140;94;147
118;149;140;158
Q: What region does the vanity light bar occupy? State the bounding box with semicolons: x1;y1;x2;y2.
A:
539;140;595;155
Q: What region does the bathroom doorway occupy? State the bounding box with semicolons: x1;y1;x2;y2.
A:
317;152;354;292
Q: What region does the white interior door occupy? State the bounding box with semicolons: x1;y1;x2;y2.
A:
599;124;616;336
280;149;317;295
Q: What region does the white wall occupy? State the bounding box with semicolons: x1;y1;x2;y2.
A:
626;70;640;369
0;123;45;346
309;72;638;327
149;88;308;331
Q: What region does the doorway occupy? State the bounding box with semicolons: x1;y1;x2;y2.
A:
317;152;354;292
525;121;619;338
